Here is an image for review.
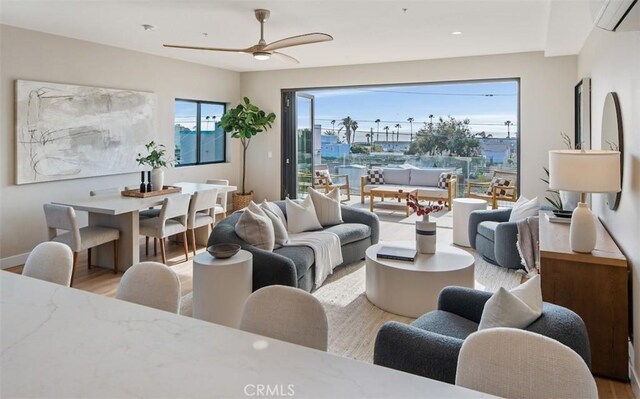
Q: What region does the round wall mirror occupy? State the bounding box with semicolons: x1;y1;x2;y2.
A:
601;92;623;210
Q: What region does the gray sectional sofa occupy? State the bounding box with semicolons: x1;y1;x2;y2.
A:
208;200;379;292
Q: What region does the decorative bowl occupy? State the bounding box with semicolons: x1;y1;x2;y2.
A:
207;244;241;259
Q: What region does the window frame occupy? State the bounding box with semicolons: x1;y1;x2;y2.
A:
175;98;227;167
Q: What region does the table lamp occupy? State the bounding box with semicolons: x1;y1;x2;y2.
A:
548;150;621;253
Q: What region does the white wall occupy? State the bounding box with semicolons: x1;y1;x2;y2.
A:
240;51;577;202
0;25;241;266
578;26;640;390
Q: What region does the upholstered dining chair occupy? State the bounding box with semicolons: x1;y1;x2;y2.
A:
139;193;191;264
115;261;181;313
186;189;219;256
43;204;120;286
22;241;74;286
206;179;229;219
456;328;597;399
240;285;328;351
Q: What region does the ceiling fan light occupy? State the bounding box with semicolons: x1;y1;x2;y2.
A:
253;52;271;60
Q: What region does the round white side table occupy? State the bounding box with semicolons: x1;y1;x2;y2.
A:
192;250;252;328
365;241;474;318
453;198;487;247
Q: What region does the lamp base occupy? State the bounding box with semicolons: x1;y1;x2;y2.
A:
570;202;596;253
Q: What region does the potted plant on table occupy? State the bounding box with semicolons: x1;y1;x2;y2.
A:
220;97;276;210
136;141;172;191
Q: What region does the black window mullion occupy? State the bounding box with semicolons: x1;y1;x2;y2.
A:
195;102;202;164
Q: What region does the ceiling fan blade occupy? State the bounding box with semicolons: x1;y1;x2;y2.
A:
262;33;333;51
271;52;299;64
163;44;256;53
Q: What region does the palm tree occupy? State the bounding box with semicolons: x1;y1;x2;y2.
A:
504;120;513;138
205;115;210;130
374;118;381;142
383;126;390;142
351;120;359;143
395;123;401;143
428;114;434;132
338;116;353;144
212;115;217;130
366;131;371;145
407;117;414;141
331;119;336;134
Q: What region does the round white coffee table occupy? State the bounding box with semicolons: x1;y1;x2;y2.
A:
453;198;487;247
192;250;252;328
365;241;474;318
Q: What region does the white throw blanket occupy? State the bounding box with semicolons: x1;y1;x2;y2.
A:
516;216;540;276
285;231;343;288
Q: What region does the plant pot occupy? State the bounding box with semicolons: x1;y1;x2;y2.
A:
151;168;164;191
416;215;437;254
232;191;254;211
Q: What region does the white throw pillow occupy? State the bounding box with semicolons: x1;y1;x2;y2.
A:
509;196;539;222
260;200;287;230
285;196;322;234
308;187;343;227
259;201;289;248
234;202;275;251
478;275;543;330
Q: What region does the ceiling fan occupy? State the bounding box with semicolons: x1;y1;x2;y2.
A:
163;9;333;64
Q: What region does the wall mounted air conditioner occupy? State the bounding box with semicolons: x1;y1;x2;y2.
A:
591;0;637;31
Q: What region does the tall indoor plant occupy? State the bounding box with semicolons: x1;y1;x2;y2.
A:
136;141;172;191
220;97;276;210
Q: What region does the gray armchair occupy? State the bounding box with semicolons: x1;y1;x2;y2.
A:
373;286;591;384
468;208;521;269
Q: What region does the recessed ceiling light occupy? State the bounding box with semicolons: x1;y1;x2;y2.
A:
451;31;462;35
141;24;156;32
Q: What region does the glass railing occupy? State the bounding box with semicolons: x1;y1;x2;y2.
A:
318;153;517;197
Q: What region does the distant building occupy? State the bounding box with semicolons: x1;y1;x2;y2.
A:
478;137;516;164
375;141;411;152
321;134;351;157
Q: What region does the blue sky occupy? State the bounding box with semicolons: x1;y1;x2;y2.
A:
175;100;225;131
304;80;519;141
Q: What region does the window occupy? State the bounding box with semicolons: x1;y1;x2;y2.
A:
174;99;226;166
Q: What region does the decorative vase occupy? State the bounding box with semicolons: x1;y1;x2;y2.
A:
232;191;254;211
151;168;164;191
416;214;437;254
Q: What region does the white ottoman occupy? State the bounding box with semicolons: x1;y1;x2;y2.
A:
453;198;487;247
193;250;252;328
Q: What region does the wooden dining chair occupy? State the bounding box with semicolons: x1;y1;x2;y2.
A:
186;189;219;256
206;179;229;219
43;204;120;286
139;193;191;264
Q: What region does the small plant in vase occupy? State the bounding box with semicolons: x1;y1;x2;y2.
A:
136;141;172;191
407;194;443;254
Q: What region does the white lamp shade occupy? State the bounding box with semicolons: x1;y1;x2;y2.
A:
548;150;621;193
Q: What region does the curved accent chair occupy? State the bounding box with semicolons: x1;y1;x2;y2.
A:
22;242;74;286
116;261;181;313
240;285;328;351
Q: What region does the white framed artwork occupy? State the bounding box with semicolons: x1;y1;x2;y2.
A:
15;80;157;184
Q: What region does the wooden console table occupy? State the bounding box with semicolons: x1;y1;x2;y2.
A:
539;211;628;380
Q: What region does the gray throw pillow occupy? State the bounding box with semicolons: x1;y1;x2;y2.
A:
235;202;275;251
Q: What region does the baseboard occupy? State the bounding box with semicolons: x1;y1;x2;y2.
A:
0;252;29;270
631;342;640;399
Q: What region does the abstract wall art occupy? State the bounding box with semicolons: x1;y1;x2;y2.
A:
15;80;157;184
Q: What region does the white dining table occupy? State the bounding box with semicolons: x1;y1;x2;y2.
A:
53;182;236;271
0;272;495;398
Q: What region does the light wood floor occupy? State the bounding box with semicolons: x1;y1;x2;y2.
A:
6;204;635;399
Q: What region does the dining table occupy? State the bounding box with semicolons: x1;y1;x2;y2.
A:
1;271;494;398
53;182;236;271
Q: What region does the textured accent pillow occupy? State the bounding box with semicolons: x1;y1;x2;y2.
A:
487;177;511;196
437;172;453;189
478;275;543;330
259;204;289;248
509;196;539;222
308;187;343;227
368;168;384;184
314;169;333;186
235;202;275;252
261;200;287;230
285;196;323;234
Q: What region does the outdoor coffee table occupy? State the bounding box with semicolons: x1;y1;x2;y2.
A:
369;187;417;217
365;241;475;317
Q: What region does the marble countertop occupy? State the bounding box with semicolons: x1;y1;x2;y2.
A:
1;272;493;398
